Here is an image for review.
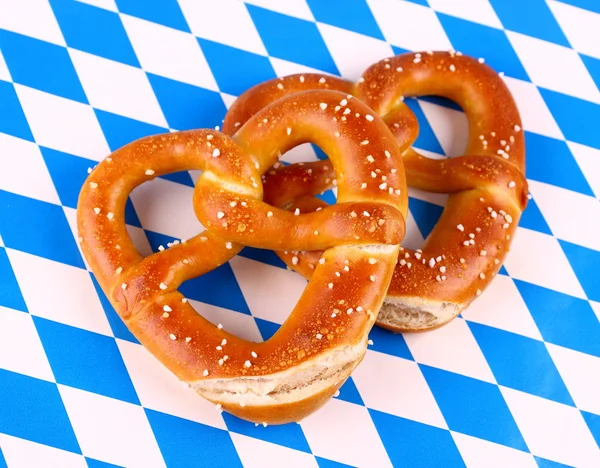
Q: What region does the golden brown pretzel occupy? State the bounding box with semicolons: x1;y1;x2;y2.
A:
77;89;408;424
224;51;528;332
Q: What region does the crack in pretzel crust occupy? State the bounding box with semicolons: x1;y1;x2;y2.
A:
224;51;529;333
77;89;408;424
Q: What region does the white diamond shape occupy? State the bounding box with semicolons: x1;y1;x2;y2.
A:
189;299;263;343
15;84;110;161
548;0;600;60
404;317;496;383
0;434;87;468
501;386;600;467
229;255;307;325
462;274;542;340
243;0;315;22
367;0;452;52
8;249;113;336
269;56;336;78
503;227;586;299
179;0;268;56
129;177;202;241
231;432;319;468
59;385;166;468
352;350;448;429
317;22;394;81
117;338;227;430
502;76;564;139
121;14;218;91
567;141;600;199
0;133;60;205
427;0;503;29
300;398;393;468
547;342;600;415
69;49;168;127
452;431;538;468
0;306;54;382
419;100;469;157
280;143;319;164
506;30;600;104
0;0;65;46
529;180;600;251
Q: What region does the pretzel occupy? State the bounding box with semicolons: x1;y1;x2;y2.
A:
224;51;528;332
77;89;408;424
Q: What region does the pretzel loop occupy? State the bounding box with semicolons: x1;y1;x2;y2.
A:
78;89;408;424
224;51;529;332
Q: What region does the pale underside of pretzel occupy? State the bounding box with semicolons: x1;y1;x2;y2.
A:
77;90;408;424
224;51;529;332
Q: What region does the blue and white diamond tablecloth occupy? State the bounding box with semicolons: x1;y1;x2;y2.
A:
1;0;600;467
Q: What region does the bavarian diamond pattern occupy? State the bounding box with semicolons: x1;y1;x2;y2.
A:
1;1;599;466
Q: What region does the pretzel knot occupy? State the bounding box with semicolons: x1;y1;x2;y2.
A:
224;51;529;332
77;90;408;424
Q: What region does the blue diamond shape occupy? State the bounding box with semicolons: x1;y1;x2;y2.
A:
40;147;142;226
404;98;445;154
246;5;339;75
0;80;33;141
581;410;600;450
238;247;288;269
147;73;227;131
222;412;311;452
437;13;529;81
519;196;552;235
488;0;569;47
95;109;167;152
540;88;600;151
0;247;27;312
409;197;444;239
198;38;277;96
336;376;364;405
255;317;281;341
307;0;384;40
49;0;139;67
468;322;574;405
0;448;6;468
524;132;593;196
420;365;528;451
179;261;252;316
515;280;600;357
85;458;124;468
535;456;575;468
0;30;87;103
90;273;139;345
316;457;355;468
556;0;600;14
0;190;84;269
369;409;465;468
0;369;81;453
580;54;600;96
559;240;600;303
367;325;413;360
114;0;189;32
145;409;242;468
34;316;139;404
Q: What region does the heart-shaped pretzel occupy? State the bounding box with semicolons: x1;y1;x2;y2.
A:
223;51;528;332
77;90;408;424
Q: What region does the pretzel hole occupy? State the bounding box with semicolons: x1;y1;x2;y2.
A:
404;97;468;160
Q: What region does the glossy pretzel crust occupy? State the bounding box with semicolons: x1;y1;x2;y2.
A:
77;90;408;424
224;51;528;332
